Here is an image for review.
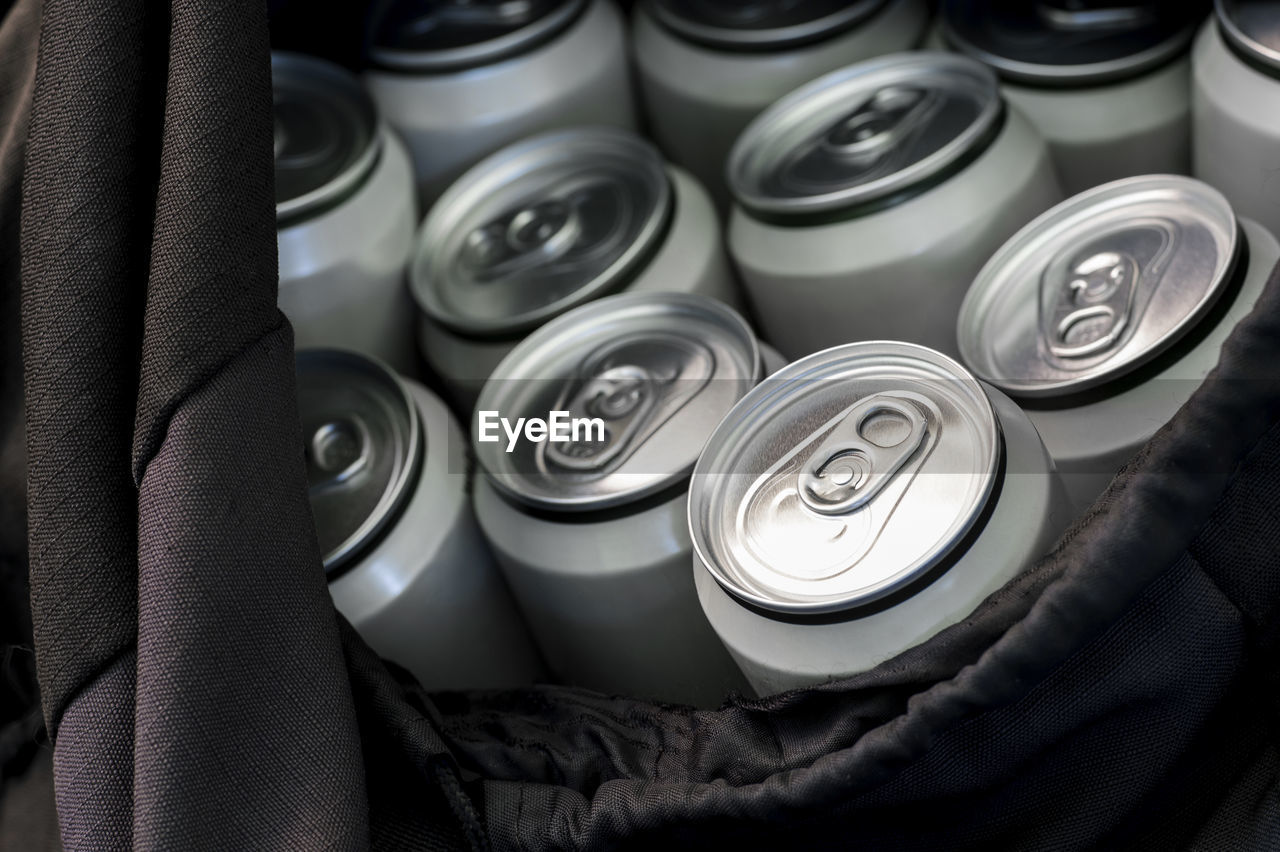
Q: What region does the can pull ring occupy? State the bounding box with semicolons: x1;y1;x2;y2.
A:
799;396;928;516
1043;250;1138;359
545;365;658;472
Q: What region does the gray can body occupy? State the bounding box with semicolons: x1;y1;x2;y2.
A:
298;351;543;691
939;1;1203;196
730;105;1061;361
420;164;740;413
999;57;1192;196
331;380;544;690
365;1;637;206
1018;218;1278;511
632;0;928;210
690;345;1070;695
475;480;748;706
957;175;1274;514
274;54;419;377
470;293;771;706
278;131;418;377
1193;18;1280;241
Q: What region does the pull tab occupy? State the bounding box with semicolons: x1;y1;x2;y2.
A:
544;364;659;471
1043;250;1138;359
1035;1;1155;32
822;86;939;165
461;197;583;277
798;395;928;516
307;417;371;492
544;334;713;473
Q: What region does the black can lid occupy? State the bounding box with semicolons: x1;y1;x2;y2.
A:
1217;1;1280;75
942;0;1208;86
273;52;380;224
368;0;584;72
644;0;889;51
297;350;423;576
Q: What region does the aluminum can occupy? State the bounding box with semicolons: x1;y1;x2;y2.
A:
363;0;636;206
957;175;1280;512
298;349;544;690
412;127;741;413
632;0;930;209
274;53;418;376
689;342;1070;695
728;52;1063;362
941;0;1207;195
472;293;776;707
1193;1;1280;240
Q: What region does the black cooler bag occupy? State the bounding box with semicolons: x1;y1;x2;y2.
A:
1;0;1278;849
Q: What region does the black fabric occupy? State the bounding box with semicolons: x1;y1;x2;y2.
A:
5;0;1280;849
19;0;368;847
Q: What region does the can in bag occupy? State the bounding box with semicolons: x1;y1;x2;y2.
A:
941;0;1208;195
412;127;741;413
274;53;418;376
689;342;1070;695
632;0;929;209
298;348;544;690
727;52;1062;362
957;175;1279;512
1193;1;1280;240
471;293;780;707
363;0;637;206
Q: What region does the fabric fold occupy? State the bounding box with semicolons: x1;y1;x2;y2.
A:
21;0;370;847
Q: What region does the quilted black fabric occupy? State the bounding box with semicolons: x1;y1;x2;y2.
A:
2;0;1279;849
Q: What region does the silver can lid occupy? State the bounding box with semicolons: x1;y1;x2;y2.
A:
645;0;888;51
1217;1;1280;75
942;1;1206;86
367;0;585;72
727;53;1003;218
297;349;423;575
411;128;673;337
689;342;1001;615
957;176;1240;398
475;293;761;512
272;52;381;224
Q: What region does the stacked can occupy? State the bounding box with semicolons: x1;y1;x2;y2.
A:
299;349;544;691
364;0;636;206
472;293;783;707
1193;1;1280;240
631;0;930;208
689;342;1070;695
941;0;1208;195
957;175;1279;512
274;53;418;376
728;53;1062;361
412;127;740;413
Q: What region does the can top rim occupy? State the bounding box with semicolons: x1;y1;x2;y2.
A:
957;175;1240;398
940;0;1202;86
727;52;1003;218
410;127;673;338
1216;0;1280;74
643;0;888;51
367;0;586;73
273;52;382;224
476;292;762;512
297;349;423;575
688;341;1001;615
